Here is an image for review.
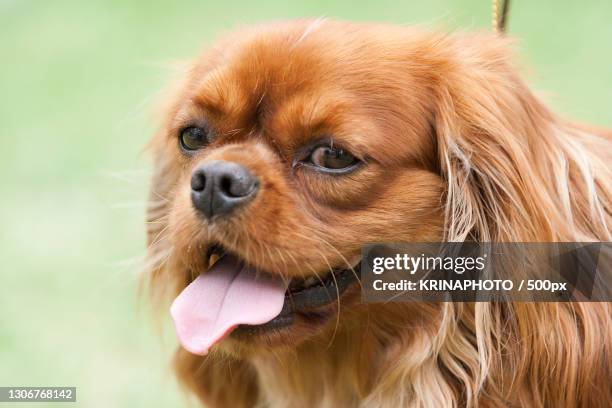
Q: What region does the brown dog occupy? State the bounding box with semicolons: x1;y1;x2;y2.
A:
145;19;611;407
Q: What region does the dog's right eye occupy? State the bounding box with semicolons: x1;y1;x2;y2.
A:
295;142;362;175
179;127;209;152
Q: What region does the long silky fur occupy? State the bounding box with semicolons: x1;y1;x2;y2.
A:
144;20;611;408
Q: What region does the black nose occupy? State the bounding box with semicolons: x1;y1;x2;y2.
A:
190;160;259;219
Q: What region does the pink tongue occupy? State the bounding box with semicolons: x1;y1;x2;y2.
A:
170;254;287;355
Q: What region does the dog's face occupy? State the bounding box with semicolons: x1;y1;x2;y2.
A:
146;19;612;408
148;20;455;355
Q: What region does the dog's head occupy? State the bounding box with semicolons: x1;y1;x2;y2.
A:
145;20;609;357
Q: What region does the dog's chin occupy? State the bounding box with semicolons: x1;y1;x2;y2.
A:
205;245;362;355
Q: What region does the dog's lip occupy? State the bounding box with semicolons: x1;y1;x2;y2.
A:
232;266;360;336
205;244;361;335
281;266;360;311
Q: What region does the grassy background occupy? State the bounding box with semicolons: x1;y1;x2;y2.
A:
0;1;610;407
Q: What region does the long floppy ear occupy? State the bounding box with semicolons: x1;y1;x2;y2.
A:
431;37;612;408
433;35;611;242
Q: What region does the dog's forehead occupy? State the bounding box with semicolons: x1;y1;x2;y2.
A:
177;21;435;161
186;25;364;146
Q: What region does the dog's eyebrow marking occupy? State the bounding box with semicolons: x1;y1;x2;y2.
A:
292;17;327;49
191;68;230;115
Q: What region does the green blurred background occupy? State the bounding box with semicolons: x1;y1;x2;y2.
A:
0;0;610;406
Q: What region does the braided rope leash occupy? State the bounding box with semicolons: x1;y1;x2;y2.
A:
493;0;511;34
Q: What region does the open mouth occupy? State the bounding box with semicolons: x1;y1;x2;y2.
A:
206;245;360;336
170;244;360;355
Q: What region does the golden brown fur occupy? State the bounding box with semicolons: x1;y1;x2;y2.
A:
145;20;612;407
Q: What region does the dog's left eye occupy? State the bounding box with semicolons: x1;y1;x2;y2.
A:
304;145;360;173
179;126;209;151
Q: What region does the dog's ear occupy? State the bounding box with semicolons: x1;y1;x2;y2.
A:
432;38;608;241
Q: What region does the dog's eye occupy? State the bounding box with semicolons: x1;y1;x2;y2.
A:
179;127;209;151
305;145;360;173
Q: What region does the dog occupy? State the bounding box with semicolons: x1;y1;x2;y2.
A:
145;19;611;407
